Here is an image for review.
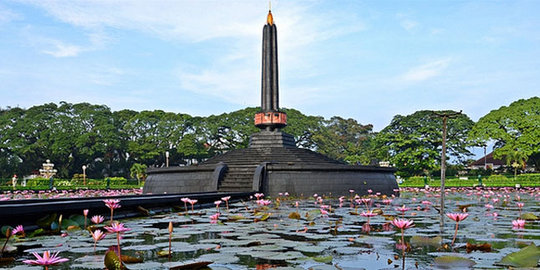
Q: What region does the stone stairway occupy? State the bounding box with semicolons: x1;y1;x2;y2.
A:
204;147;345;166
218;165;257;192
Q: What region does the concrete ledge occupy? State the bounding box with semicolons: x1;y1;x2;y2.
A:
143;166;215;194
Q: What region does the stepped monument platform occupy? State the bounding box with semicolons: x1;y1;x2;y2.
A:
143;10;398;197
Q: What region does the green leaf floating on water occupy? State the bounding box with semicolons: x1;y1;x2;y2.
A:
520;212;539;221
104;250;128;270
497;243;540;268
288;212;301;219
61;219;81;230
36;213;57;229
313;255;333;263
434;256;476;268
410;236;442;247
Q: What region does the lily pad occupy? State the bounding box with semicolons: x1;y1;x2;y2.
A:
410;235;442;247
520;213;539;221
497;243;540;268
433;256;476;268
313;255;333;263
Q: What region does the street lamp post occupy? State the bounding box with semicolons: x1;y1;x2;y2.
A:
166;151;170;168
432;110;462;233
82;165;87;185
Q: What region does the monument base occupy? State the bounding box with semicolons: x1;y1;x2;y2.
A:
249;130;295;148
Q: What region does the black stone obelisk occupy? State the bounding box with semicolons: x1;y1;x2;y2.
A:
254;10;288;132
261;11;279;112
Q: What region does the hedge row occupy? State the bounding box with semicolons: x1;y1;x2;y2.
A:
0;177;143;191
400;173;540;187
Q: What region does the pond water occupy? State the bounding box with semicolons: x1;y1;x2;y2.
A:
2;187;539;269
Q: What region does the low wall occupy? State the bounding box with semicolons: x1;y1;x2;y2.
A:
143;166;215;194
263;164;398;197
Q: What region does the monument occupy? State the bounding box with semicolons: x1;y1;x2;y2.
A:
143;10;398;196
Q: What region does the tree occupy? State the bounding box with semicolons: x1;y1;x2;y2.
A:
282;108;324;149
469;97;540;171
376;110;475;177
311;116;375;164
130;163;147;185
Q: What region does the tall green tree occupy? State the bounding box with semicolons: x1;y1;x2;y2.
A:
469;97;540;170
282;108;324;149
312;116;375;164
376;110;475;177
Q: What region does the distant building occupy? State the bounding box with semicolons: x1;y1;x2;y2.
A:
468;152;505;170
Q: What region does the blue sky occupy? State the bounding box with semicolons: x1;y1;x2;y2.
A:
1;0;538;137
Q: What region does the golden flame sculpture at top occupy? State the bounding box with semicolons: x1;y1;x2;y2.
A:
267;10;273;25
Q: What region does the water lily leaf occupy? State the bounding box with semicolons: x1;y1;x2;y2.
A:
520;213;539;220
69;214;86;226
254;213;271;222
122;255;144;264
61;219;80;230
313;255;333;263
288;212;301;220
157;250;171;257
37;213;57;229
104;250;128;270
168;261;212;269
410;236;442;247
228;215;245;221
497;243;540;268
434;256;476;268
466;243;491;253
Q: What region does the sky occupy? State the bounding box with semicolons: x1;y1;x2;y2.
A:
1;0;539;137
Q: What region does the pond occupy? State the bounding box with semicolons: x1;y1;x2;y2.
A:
2;187;539;269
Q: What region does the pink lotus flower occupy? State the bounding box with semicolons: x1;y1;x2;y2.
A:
11;225;24;236
320;209;329;216
103;199;121;209
391;218;414;263
382;199;393;205
360;210;378;218
103;199;121;223
90;229;106;251
512;219;526;229
256;199;272;206
446;213;469;222
254;193;264;199
210;213;220;224
391;218;414;230
91;215;104;224
181;197;189;212
221;196;231;210
395;205;411;216
446;213;469;246
83;209;89;216
23;250;69;268
188;199;198;212
104;222;131;234
104;222;130;264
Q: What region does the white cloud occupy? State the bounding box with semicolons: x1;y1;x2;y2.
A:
396;13;418;31
42;40;83;57
400;58;451;82
400;20;418;31
15;1;366;107
0;5;20;24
